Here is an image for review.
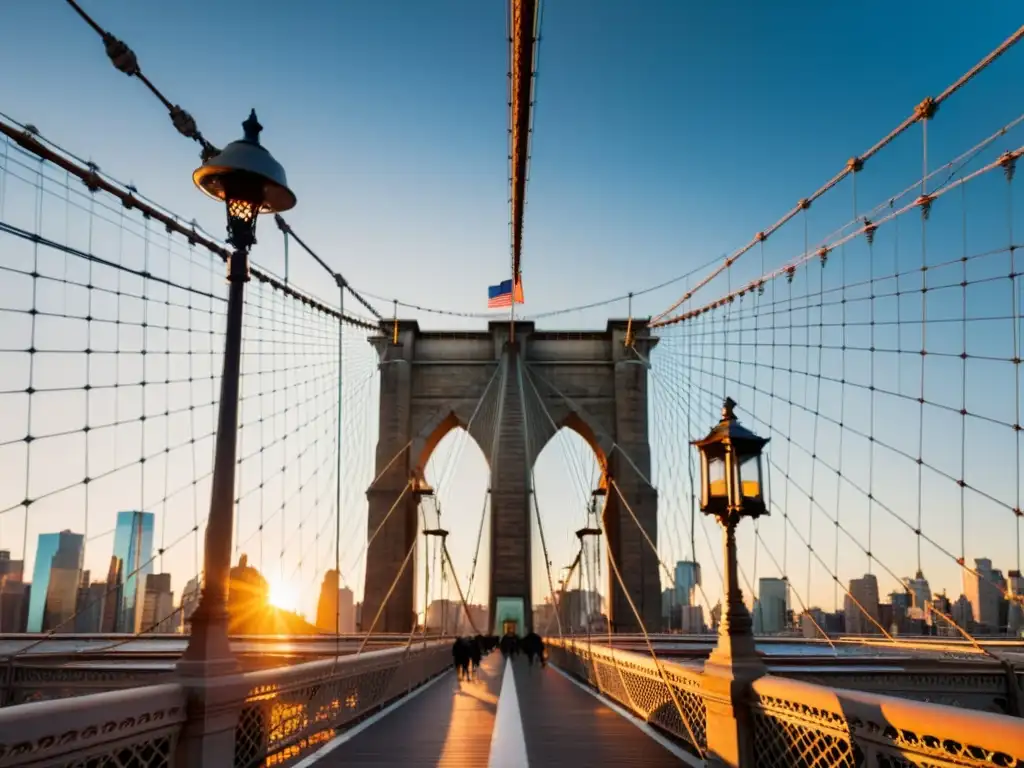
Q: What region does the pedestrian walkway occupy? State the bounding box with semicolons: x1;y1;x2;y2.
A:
311;652;502;766
306;650;691;766
512;660;691;766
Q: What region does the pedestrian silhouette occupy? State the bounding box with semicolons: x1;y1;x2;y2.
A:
521;631;545;666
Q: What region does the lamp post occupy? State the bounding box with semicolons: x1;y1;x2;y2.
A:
692;396;768;665
692;397;769;768
179;111;296;674
575;527;601;632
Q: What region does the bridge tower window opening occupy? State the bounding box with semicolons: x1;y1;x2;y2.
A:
532;426;605;636
419;424;490;638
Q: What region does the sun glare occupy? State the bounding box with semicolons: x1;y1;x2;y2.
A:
268;578;299;613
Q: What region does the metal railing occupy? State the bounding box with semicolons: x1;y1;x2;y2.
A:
233;641;450;768
546;638;708;753
0;641;451;768
751;675;1024;767
548;637;1024;768
0;683;186;768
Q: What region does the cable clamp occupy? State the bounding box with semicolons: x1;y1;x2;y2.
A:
102;32;139;76
1000;151;1017;183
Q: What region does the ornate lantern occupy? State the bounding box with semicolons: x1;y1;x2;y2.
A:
692;397;770;521
193;110;296;252
180;110;295;675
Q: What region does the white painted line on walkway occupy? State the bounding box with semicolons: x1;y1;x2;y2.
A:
550;664;703;767
295;669;453;767
488;657;530;768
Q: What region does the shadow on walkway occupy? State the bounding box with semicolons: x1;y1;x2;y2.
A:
317;652;504;766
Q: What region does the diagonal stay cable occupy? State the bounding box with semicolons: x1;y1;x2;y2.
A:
601;516;706;758
356;536;418;655
59;0;382;324
649;25;1024;325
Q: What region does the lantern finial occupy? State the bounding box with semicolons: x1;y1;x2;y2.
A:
722;397;737;421
241;110;263;144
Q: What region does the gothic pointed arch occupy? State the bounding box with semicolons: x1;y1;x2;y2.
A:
411;406;491;485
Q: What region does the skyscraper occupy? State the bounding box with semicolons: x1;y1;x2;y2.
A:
1006;570;1023;637
111;511;155;633
27;530;84;632
754;577;788;634
75;571;108;633
0;550;24;582
316;571;358;634
141;573;176;633
45;532;86;632
316;569;341;633
845;573;881;635
0;550;29;633
100;556;123;633
904;570;932;620
338;586;355;633
180;576;201;632
674;561;701;607
27;534;60;633
963;558;1001;631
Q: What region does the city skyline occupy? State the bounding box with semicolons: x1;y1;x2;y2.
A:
5;522;1022;637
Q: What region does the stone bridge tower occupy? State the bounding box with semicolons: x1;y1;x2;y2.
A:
361;320;660;635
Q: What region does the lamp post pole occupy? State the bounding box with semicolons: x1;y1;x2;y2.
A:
173;110;297;768
178;245;250;673
177;110;296;676
575;527;601;634
692;398;769;768
708;510;757;665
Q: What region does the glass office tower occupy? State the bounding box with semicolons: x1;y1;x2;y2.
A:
111;511;155;633
27;530;84;632
27;534;60;632
674;560;702;607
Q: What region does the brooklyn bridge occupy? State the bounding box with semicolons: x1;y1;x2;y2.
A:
0;2;1023;766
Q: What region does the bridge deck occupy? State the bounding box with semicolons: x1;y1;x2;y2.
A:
309;651;689;766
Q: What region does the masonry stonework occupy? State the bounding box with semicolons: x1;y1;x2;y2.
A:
361;320;661;634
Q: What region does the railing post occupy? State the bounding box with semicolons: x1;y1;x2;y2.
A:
701;516;766;767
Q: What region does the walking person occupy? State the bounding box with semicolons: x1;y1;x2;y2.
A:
499;630;516;660
522;631;545;667
469;635;483;678
452;637;471;681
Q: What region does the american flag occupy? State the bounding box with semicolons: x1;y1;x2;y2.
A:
487;278;524;308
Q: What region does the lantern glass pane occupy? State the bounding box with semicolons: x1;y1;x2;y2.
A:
228;198;257;223
738;453;762;499
709;456;727;497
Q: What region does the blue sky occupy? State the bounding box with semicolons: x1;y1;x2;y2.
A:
1;1;1023;625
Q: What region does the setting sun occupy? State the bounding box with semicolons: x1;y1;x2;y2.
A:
268;578;300;613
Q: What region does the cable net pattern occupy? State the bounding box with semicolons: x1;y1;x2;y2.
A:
649;106;1024;646
0;123;379;654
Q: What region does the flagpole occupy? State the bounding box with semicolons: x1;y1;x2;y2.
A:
509;274;515;344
